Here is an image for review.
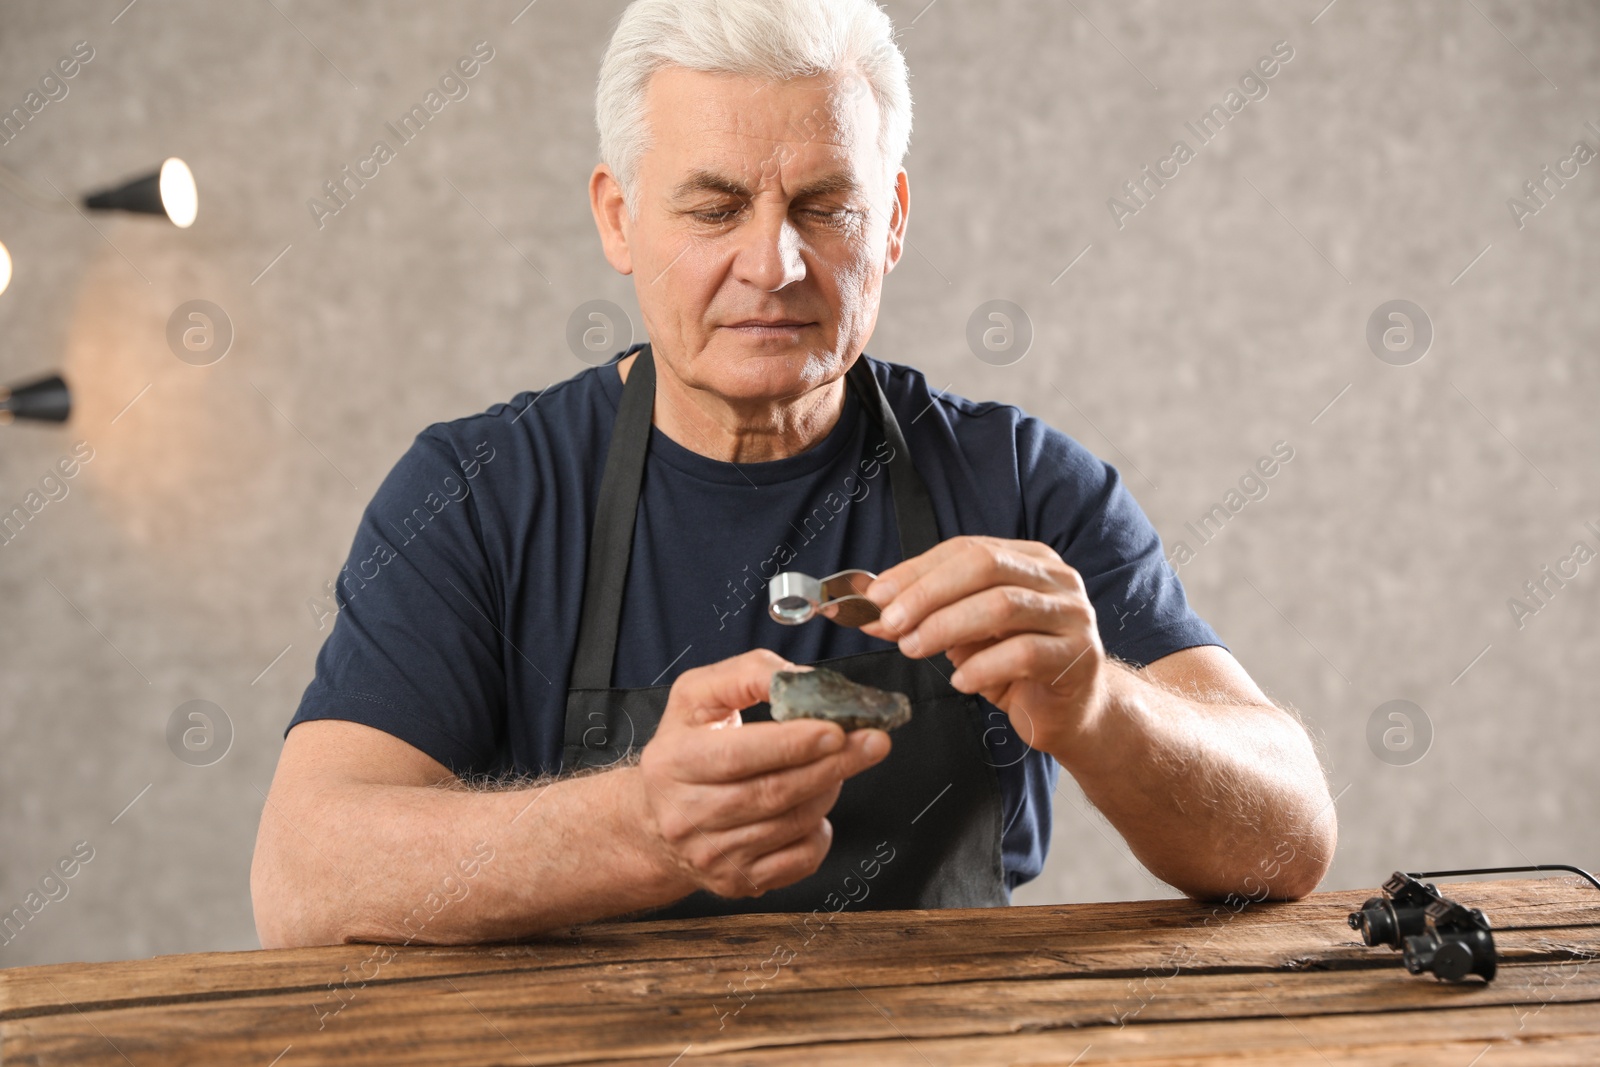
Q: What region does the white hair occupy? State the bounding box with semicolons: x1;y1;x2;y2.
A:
596;0;912;218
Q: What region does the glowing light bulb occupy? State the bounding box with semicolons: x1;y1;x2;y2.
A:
159;157;197;228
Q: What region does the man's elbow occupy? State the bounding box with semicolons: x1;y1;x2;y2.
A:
1241;725;1340;902
1177;796;1338;904
1283;807;1339;900
250;817;350;949
252;851;326;949
1253;793;1339;902
252;899;313;951
1273;758;1341;900
1262;843;1334;901
1177;851;1332;905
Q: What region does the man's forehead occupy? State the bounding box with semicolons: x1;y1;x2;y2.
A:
644;66;876;171
669;167;861;202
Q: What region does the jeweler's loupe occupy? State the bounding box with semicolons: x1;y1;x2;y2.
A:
768;569;880;628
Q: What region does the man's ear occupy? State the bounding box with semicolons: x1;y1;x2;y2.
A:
882;169;910;275
589;163;635;276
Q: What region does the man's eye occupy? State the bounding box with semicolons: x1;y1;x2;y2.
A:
804;208;860;224
691;206;853;224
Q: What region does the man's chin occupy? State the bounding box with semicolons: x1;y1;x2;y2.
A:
692;336;839;398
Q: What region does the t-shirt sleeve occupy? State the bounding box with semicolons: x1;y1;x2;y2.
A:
1018;416;1224;667
287;427;506;775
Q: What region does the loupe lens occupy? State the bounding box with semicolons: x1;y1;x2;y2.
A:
772;596;814;624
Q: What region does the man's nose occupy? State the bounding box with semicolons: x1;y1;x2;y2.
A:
733;208;806;292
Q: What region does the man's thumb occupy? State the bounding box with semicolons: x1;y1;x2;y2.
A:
668;648;794;728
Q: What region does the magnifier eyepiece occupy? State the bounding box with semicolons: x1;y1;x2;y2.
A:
772;595;816;623
768;569;880;628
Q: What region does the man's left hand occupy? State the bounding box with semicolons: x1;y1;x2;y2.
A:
860;536;1108;756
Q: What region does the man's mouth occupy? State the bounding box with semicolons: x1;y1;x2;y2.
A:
722;319;816;337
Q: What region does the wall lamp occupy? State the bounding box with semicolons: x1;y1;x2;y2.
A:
0;157;199;427
81;157;198;228
0;156;199;226
0;373;70;425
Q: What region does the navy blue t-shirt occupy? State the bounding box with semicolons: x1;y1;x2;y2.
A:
288;348;1224;893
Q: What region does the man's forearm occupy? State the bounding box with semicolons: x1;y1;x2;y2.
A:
1049;662;1337;901
252;764;692;948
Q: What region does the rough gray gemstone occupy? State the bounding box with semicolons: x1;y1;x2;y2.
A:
769;667;912;732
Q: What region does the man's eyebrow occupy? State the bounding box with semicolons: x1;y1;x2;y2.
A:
669;169;862;201
792;172;861;199
671;170;749;201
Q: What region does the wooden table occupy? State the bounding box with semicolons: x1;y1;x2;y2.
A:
3;877;1598;1065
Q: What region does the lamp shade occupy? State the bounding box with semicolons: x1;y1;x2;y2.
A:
82;157;197;227
0;373;71;424
0;239;10;296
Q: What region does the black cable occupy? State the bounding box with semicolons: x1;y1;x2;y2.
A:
1405;864;1600;894
1404;864;1600;932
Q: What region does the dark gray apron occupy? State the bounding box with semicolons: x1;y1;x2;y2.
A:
560;343;1007;918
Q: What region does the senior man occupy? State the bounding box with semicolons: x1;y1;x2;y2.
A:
252;0;1335;948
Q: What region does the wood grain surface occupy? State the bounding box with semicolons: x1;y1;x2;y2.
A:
2;877;1596;1066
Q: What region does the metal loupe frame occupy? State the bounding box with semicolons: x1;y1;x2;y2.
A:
768;569;881;628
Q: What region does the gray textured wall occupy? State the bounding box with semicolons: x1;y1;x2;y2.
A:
0;0;1595;968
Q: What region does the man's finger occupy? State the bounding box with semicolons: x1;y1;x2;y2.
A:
661;650;849;781
864;538;1072;641
950;632;1096;694
682;729;889;824
734;819;835;897
861;537;968;612
945;636;1000;670
712;779;842;856
666;648;793;728
866;536;1060;605
670;718;852;783
899;584;1091;660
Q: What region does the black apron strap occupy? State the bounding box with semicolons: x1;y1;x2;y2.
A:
569;345;656;690
846;355;939;562
570;344;940;689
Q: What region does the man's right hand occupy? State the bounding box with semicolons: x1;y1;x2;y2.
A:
635;649;891;900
